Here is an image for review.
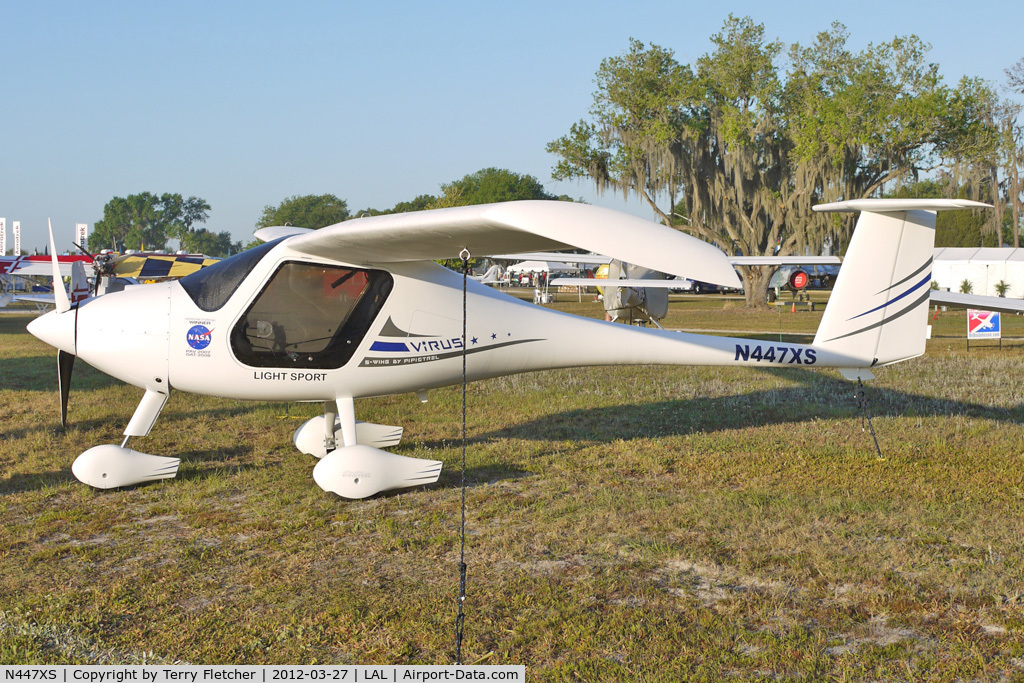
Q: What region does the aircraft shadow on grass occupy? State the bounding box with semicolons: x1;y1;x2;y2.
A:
4;354;121;393
0;400;267;444
1;444;272;496
1;470;75;493
451;367;1023;447
0;451;531;499
5;366;1020;497
369;464;534;500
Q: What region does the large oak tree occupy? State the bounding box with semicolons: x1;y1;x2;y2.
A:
548;17;1002;305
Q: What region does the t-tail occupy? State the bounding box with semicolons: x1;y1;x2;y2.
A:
810;199;989;379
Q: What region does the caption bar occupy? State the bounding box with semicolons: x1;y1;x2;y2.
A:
0;667;524;683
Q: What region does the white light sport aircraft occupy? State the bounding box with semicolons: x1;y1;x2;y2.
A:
28;198;987;499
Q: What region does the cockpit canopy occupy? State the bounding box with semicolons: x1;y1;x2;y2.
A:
230;261;392;369
178;240;393;369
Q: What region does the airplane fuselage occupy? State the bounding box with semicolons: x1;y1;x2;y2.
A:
52;240;871;407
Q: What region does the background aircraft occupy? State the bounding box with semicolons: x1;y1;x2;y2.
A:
499;251;841;326
0;248;221;311
0;257;91;310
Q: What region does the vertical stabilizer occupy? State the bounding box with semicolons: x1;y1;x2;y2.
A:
70;260;90;304
812;199;989;371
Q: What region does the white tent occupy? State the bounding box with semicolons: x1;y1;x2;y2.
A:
933;247;1024;297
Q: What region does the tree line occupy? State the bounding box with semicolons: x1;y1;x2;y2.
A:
88;192;241;257
88;16;1023;307
547;16;1024;305
88;168;568;257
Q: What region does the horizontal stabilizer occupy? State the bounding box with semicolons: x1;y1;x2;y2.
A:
814;199;990;213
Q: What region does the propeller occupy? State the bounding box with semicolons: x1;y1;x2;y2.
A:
48;219;78;428
71;241;94;261
48;219;71;314
58;350;75;428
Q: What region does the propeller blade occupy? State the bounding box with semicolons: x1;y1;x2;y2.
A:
71;241;95;262
48;219;71;314
58;349;75;428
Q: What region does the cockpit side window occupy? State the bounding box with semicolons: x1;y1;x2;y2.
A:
230;261;392;369
179;238;284;312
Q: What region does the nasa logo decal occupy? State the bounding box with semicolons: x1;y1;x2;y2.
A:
187;324;212;349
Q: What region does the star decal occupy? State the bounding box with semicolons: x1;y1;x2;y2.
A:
491;333;497;340
471;336;479;345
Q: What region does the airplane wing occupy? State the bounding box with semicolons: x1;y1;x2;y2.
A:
0;260;74;277
550;277;682;288
10;293;58;312
0;254;94;277
491;251;611;265
930;290;1024;314
115;254;221;279
493;253;842;267
729;256;841;266
285;201;742;288
13;293;55;304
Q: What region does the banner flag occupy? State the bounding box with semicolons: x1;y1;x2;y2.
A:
967;309;1001;339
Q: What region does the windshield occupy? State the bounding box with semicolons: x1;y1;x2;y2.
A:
179;238;284;312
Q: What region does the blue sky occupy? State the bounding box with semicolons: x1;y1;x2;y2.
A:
2;0;1022;252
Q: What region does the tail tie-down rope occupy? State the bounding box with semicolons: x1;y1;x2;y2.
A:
856;378;885;461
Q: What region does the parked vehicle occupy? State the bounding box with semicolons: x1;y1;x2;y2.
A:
670;277;721;294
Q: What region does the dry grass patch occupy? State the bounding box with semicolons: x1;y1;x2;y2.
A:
3;307;1024;679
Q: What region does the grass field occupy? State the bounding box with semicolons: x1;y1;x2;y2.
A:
2;295;1024;680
